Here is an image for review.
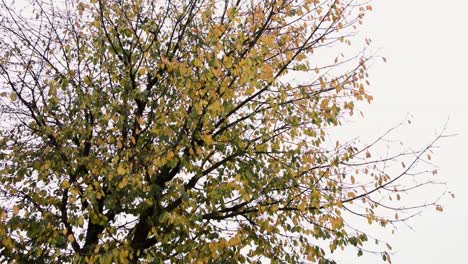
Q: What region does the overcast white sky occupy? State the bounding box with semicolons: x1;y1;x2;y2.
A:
339;0;468;263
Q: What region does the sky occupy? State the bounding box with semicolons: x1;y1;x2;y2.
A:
337;0;468;263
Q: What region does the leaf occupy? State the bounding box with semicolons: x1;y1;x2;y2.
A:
138;67;148;75
201;134;213;145
118;177;129;189
193;59;202;67
78;217;84;226
320;98;329;109
136;116;145;126
60;180;70;189
12;206;19;215
336;84;343;93
77;3;84;16
9;93;17;102
166;151;175;160
298;203;306;212
117;164;126;175
117;140;123;149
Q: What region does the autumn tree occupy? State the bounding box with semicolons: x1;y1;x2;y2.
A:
0;0;447;263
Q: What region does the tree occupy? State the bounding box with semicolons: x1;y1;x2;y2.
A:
0;0;447;263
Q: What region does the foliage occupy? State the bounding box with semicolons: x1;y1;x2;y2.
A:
0;0;446;263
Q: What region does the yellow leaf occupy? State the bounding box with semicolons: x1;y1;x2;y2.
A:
320;98;329;109
61;180;70;189
138;67;148;75
336;84;343;93
12;206;19;215
118;177;128;189
223;56;233;68
166;151;175;160
117;140;123;149
41;161;51;170
67;234;75;242
201;134;213;145
136;116;145;126
320;80;327;89
48;85;57;96
117;164;126;175
78;216;84;226
298;203;306;212
146;199;153;206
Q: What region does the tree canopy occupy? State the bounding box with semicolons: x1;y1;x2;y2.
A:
0;0;447;263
